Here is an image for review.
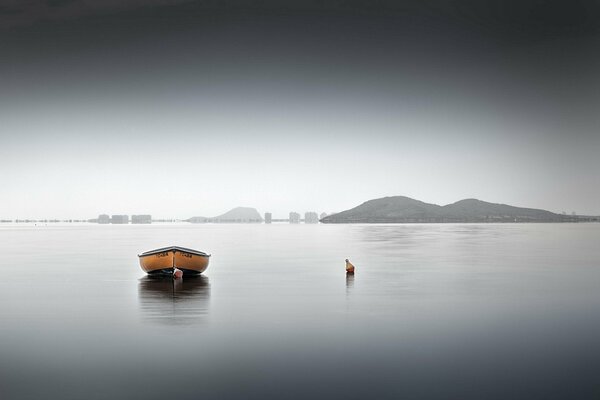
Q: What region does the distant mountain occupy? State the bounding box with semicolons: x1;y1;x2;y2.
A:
187;207;263;223
321;196;572;223
212;207;263;222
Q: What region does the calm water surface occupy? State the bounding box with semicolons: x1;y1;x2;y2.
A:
1;223;600;399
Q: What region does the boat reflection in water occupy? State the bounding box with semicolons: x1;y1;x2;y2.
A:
138;275;210;325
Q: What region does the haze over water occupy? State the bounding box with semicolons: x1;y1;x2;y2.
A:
1;223;600;399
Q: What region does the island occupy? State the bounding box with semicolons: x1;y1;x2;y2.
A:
320;196;590;223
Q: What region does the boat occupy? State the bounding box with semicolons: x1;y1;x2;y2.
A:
138;246;211;275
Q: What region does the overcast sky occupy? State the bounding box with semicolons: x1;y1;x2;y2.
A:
1;1;599;219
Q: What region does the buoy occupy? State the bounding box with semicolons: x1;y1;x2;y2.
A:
173;268;183;279
345;258;355;274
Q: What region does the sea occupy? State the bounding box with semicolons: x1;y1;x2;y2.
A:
1;222;599;399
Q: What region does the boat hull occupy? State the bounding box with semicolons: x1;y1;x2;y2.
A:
138;246;210;275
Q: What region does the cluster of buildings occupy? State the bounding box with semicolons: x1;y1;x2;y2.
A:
94;214;152;224
264;212;328;224
1;211;332;225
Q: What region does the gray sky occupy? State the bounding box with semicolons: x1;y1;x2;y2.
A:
1;1;599;219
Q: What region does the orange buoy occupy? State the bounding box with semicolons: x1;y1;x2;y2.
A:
345;258;355;274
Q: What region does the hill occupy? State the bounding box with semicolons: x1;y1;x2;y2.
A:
188;207;263;223
321;196;572;223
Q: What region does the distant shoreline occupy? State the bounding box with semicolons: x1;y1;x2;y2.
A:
1;219;599;225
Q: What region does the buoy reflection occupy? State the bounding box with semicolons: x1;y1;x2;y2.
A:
346;273;354;295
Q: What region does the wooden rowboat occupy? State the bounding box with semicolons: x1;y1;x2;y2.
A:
138;246;210;275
